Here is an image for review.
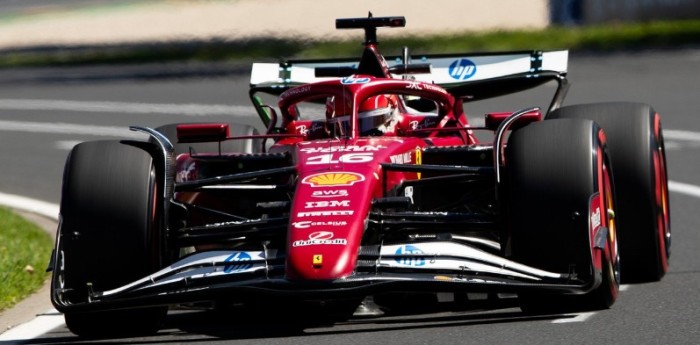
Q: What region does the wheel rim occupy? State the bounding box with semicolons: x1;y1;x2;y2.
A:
601;154;620;298
596;129;620;301
653;113;670;272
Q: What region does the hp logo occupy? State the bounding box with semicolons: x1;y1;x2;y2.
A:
224;252;253;273
448;59;477;80
395;245;426;267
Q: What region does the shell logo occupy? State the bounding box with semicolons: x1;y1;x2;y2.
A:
301;172;365;187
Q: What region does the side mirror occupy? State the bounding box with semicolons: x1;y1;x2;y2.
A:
176;123;230;143
484;111;542;131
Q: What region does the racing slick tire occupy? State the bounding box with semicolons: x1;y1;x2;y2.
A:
53;140;166;337
154;122;261;155
547;103;670;283
506;119;620;313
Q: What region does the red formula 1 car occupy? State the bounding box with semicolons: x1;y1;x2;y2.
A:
48;15;671;337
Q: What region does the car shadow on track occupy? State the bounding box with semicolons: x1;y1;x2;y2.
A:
166;298;566;340
6;298;580;344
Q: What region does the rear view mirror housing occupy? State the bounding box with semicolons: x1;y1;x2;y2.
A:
176;123;230;143
485;111;542;131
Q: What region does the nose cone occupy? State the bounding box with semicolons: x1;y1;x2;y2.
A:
286;171;373;280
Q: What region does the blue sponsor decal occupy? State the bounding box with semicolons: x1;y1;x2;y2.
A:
224;252;253;273
395;245;426;266
341;77;370;84
448;59;477;80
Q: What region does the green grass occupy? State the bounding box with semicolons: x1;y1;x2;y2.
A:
0;207;53;312
1;19;699;68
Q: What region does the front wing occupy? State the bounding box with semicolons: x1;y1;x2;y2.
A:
52;240;602;312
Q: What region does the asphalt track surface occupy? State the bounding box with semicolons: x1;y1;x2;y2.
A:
0;49;699;343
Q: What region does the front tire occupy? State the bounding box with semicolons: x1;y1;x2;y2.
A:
53;140;166;337
507;119;619;313
548;102;670;282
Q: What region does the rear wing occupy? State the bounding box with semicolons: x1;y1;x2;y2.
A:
249;50;569;127
251;50;567;94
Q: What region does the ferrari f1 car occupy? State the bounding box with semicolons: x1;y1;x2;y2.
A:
49;15;671;337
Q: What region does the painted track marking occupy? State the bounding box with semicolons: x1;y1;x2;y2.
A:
0;120;145;138
0;98;255;116
552;311;597;324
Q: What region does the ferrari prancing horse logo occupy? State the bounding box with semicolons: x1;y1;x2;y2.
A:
313;254;323;267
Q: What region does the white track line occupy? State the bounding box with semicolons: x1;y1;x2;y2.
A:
0;99;255;116
0;120;145;138
0;310;64;341
663;129;700;142
0;192;59;221
552;311;597;324
668;181;700;199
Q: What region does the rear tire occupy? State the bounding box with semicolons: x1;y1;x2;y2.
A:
54;140;166;337
507;119;619;313
548;102;670;282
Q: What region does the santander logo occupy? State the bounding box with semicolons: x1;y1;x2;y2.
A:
292;231;348;247
309;231;334;240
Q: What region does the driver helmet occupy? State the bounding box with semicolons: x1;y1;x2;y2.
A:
358;95;397;135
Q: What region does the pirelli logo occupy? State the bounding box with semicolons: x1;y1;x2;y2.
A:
301;172;365;187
